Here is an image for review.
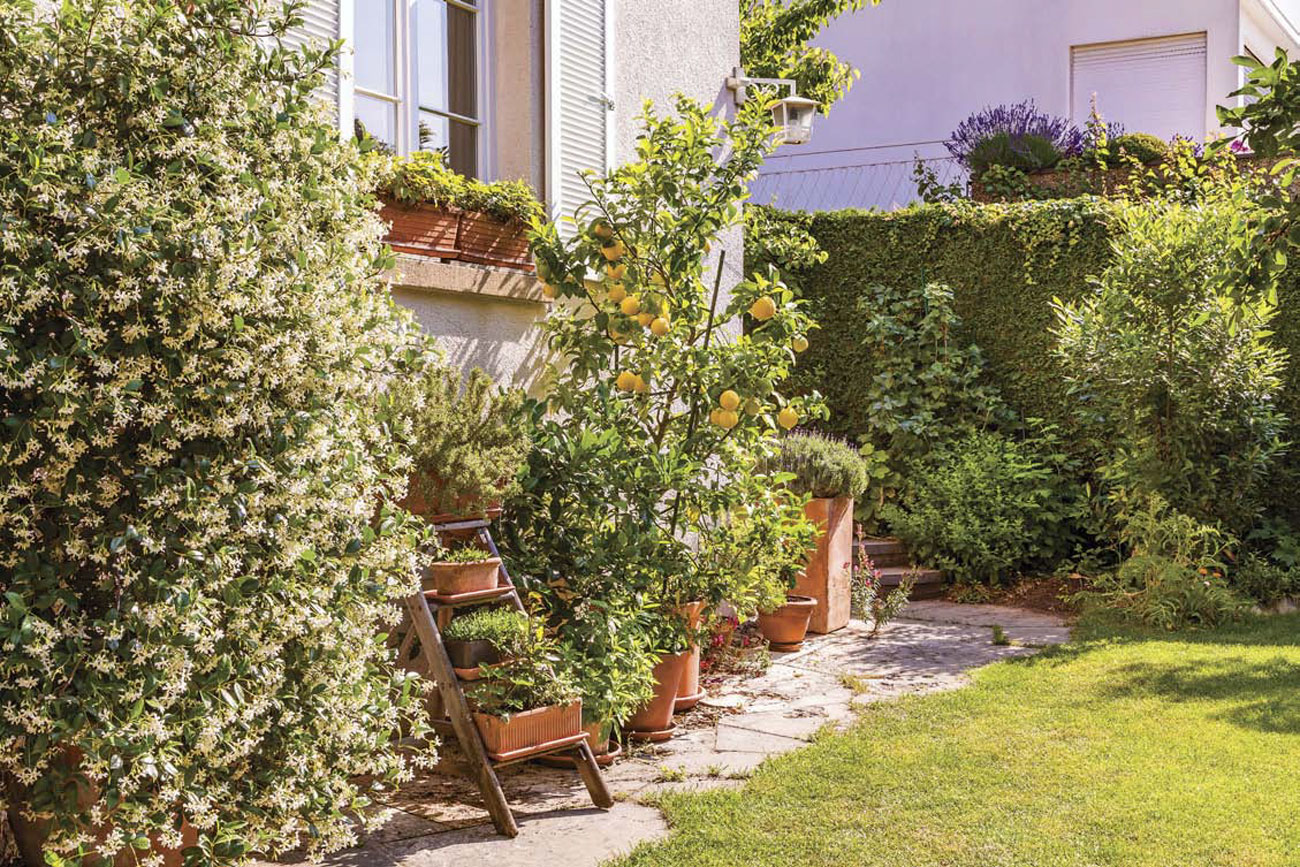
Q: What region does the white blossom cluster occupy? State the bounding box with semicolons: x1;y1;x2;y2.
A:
1;2;435;862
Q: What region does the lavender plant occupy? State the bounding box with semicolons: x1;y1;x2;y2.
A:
946;100;1086;172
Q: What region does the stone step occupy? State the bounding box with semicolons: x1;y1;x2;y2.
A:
857;537;911;568
877;566;946;600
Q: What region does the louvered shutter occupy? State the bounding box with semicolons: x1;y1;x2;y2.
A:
550;0;611;231
284;0;342;126
1071;33;1208;141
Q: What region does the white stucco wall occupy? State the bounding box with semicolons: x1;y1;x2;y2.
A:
755;0;1300;212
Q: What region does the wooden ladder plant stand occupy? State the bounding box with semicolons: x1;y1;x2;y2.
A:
399;517;613;837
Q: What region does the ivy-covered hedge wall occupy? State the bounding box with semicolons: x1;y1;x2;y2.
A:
765;200;1300;516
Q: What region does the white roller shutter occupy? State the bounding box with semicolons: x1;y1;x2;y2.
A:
284;0;343;127
1070;33;1208;142
548;0;612;231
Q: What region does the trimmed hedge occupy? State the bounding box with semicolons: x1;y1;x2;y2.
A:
764;200;1300;519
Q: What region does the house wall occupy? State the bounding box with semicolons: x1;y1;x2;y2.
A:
754;0;1300;212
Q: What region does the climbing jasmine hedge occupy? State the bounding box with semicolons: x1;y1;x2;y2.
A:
0;1;433;862
754;201;1300;517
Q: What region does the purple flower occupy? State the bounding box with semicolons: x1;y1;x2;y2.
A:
946;100;1086;168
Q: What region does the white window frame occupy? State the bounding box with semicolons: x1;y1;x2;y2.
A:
340;0;492;177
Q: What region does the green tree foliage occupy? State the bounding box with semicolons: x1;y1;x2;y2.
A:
740;0;880;113
0;1;434;861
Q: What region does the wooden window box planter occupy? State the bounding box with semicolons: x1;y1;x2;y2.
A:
379;198;534;273
472;700;583;762
458;211;534;272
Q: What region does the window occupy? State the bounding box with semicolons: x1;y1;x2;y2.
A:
1070;33;1208;142
353;0;483;177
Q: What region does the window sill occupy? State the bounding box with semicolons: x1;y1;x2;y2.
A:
385;254;551;305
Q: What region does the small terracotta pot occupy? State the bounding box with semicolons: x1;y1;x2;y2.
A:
473;701;582;761
625;651;688;740
757;595;816;651
380;199;461;258
458;212;534;271
444;638;502;671
674;601;707;712
423;557;501;596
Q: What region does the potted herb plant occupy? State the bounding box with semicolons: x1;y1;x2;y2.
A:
441;607;529;680
759;432;869;634
423;542;502;597
469;632;582;761
400;362;530;523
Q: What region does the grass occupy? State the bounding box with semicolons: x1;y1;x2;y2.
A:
612;614;1300;867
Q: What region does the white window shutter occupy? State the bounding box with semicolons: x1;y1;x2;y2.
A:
549;0;612;232
1071;33;1208;142
284;0;343;127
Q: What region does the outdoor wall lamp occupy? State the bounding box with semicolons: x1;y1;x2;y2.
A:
725;66;818;145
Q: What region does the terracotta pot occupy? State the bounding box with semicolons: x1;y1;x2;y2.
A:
794;496;854;634
444;638;502;671
458;211;533;271
757;594;816;651
422;557;501;596
673;601;707;712
380;199;461;258
583;720;613;757
6;748;198;867
472;701;582;761
624;651;688;739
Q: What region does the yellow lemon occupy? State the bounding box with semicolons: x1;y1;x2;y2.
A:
650;316;670;336
750;296;777;321
717;409;739;430
620;295;641;316
744;397;762;415
793;336;809;353
607;283;627;303
591;219;614;240
615;370;637;392
636;312;655;327
601;240;626;262
709;408;723;427
777;407;799;430
606;262;626;280
541;283;558;299
719;389;741;411
633;374;649;393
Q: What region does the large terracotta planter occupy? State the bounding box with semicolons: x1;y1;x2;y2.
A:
794;496;854;634
422;557;501;596
458;211;533;271
380;199;461;258
757;594;816;651
624;651;688;741
674;601;707;712
473;700;582;761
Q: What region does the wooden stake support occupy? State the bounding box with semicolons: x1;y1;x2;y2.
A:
397;518;612;837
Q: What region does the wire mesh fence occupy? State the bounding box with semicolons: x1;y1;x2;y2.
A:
751;154;969;213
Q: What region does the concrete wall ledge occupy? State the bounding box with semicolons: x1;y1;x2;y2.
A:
386;255;549;305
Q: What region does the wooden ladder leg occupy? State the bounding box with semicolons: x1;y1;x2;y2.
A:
570;739;614;810
406;593;520;837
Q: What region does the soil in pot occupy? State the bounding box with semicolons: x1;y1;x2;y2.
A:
422;557;501;596
472;701;582;761
674;601;707;712
625;651;689;741
757;594;816;652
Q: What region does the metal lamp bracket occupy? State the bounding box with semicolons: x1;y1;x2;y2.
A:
725;66;798;105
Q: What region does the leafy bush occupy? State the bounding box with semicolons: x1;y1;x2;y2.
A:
946;101;1085;173
1100;132;1169;166
1231;553;1300;605
760;431;870;499
0;1;433;861
471;628;579;717
1082;494;1250;629
399;364;529;518
880;430;1083;583
1053;199;1290;534
377;150;543;223
442;607;530;651
967;132;1064;176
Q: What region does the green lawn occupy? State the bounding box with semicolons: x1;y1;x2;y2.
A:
614;615;1300;867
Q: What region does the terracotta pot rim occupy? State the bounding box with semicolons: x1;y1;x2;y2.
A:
429;556;501;567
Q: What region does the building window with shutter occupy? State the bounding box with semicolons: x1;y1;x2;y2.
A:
352;0;483;177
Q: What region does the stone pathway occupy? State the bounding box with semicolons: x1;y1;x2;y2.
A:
269;601;1069;867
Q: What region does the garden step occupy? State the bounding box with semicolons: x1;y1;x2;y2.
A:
877;566;946;600
857;537;911;568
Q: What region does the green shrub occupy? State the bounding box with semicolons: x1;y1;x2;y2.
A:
399;364;529;518
1104;132;1169;166
880;430;1083;583
1231;553;1300;605
442;607;530;651
1081;494;1250;629
760;431;870;499
1053;199;1289;534
0;1;433;861
377;150;542;223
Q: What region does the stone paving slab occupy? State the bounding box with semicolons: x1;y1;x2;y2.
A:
262;602;1069;867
